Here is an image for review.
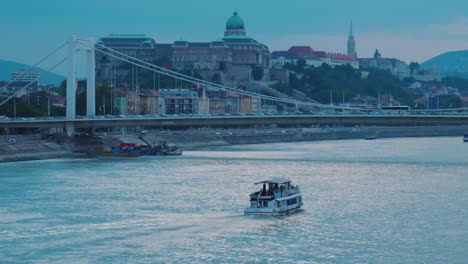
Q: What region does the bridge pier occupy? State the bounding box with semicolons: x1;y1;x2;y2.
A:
86;38;96;118
66;36;76;136
66;122;75;137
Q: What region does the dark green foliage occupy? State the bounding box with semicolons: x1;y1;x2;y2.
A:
409;62;420;76
251;65;264;81
442;96;463;109
211;73;222;84
0;100;46;117
271;81;291;95
442;76;468;92
284;64;414;105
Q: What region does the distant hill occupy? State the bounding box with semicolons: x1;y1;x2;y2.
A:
421;50;468;79
0;59;65;86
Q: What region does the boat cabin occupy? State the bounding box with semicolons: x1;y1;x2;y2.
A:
245;177;303;215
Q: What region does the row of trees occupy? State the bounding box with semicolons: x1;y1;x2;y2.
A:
280;61;416;106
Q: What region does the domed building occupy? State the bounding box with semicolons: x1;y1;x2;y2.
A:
225;11;246;36
96;12;271;88
222;12;270;68
172;11;270;71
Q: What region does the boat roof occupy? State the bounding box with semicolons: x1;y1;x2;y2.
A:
255;178;291;185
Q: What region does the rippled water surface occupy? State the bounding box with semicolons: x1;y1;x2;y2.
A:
1;137;468;263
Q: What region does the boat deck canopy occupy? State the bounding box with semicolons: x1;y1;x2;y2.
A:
255;178;291;185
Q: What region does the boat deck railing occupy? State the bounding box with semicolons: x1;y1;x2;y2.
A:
274;186;300;199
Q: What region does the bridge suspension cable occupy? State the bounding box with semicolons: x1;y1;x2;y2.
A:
78;39;362;111
0;42;67;94
79;40;301;105
0;54;72;106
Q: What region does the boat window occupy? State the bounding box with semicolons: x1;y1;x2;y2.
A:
263;201;268;207
287;198;297;206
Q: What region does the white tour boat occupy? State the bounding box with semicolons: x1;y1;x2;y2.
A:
244;178;303;215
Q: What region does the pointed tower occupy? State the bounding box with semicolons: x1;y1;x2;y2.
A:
347;22;357;58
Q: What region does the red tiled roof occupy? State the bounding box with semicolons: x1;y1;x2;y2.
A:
414;97;427;103
52;96;66;105
147;89;163;97
226;91;240;97
313;51;327;58
325;52;355;61
288;46;316;58
289;46;315;53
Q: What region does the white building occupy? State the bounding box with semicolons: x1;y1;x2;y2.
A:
11;70;40;85
271;46;359;69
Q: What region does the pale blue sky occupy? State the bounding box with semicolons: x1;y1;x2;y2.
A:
1;0;468;74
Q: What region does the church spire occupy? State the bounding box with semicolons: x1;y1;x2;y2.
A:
347;21;357;58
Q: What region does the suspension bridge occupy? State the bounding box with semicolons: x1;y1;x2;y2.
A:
1;37;468;136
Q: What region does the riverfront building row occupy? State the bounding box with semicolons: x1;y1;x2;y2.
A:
111;87;263;116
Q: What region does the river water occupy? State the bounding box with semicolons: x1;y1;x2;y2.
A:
1;137;467;263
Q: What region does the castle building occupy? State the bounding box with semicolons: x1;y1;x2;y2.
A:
271;46;359;69
96;12;271;87
271;24;359;69
172;12;270;70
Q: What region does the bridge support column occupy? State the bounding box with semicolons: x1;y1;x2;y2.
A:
66;122;75;137
86;38;96;118
66;35;76;136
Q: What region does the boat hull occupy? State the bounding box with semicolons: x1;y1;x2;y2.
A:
100;152;140;157
143;150;183;156
244;204;302;216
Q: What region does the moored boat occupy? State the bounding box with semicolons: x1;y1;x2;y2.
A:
100;151;141;157
140;141;183;156
101;143;141;157
244;178;303;216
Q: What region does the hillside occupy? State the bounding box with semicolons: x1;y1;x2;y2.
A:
421;50;468;79
0;59;65;86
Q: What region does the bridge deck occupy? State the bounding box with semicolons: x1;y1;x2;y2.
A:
2;115;468;129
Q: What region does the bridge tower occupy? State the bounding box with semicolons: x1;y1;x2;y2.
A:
65;36;96;136
66;36;76;136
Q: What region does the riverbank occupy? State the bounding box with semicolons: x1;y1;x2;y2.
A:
1;125;467;163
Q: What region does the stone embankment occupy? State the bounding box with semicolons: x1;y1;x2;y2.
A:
0;135;75;163
1;125;467;163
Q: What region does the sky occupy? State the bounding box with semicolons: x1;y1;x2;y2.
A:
1;0;468;75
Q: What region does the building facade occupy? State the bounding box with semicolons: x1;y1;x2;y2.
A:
271;46;359;69
171;12;270;71
11;70;41;85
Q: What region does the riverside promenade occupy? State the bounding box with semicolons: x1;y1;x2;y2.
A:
1;125;467;162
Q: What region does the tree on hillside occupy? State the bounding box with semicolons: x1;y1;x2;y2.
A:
443;96;463;109
251;65;264;81
286;63;415;105
296;59;307;73
442;76;468;92
409;62;420;76
211;73;222;84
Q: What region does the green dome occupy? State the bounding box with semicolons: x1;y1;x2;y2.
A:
226;12;245;30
